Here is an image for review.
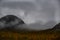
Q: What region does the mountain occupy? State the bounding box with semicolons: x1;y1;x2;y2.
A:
0;15;25;30
52;23;60;30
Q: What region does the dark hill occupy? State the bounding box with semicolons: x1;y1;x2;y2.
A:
52;23;60;30
0;15;25;30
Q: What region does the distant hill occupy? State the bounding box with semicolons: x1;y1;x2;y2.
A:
0;15;25;30
52;23;60;30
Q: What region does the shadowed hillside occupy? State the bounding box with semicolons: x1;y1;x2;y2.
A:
52;23;60;30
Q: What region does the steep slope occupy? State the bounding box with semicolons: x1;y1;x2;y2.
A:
52;23;60;30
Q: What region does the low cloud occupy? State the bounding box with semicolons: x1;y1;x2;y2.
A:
0;0;60;30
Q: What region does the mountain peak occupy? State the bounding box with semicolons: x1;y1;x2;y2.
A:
0;15;25;29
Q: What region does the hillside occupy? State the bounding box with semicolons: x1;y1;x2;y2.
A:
52;23;60;30
0;15;25;29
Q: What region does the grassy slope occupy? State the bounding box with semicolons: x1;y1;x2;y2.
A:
0;29;60;40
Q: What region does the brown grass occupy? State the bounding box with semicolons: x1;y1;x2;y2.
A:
0;29;60;40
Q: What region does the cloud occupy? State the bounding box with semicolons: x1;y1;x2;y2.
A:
1;0;60;23
2;0;35;2
0;0;60;30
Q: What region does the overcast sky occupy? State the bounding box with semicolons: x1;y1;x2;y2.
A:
0;0;60;30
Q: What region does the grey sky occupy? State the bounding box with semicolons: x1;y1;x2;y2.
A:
0;0;60;30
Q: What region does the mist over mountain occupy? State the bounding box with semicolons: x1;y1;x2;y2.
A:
0;15;57;31
0;0;60;30
26;21;56;30
0;15;25;30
